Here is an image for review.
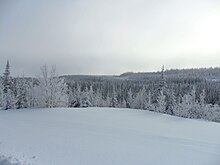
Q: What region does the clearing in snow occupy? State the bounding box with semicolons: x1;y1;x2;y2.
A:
0;107;220;165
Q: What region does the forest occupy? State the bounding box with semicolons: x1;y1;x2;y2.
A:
1;61;220;122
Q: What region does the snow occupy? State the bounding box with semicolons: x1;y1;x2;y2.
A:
0;107;220;165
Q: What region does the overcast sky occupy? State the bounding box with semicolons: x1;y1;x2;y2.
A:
0;0;220;76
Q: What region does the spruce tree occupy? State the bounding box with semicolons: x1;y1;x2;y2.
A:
156;90;166;113
156;66;168;113
2;60;14;110
15;77;28;109
126;88;133;108
159;65;167;93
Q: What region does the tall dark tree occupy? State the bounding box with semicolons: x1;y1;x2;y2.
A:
159;65;168;92
154;66;168;112
2;60;14;110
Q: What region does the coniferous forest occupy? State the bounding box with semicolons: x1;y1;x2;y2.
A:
1;61;220;122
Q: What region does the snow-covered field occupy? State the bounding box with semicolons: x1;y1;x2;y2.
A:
0;108;220;165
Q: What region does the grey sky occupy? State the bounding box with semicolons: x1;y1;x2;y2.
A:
0;0;220;76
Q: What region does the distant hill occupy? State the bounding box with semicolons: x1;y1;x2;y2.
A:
61;67;220;82
119;68;220;81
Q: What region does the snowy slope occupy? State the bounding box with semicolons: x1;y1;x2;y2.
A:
0;107;220;165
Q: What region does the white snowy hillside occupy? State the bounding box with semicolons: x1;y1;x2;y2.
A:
0;108;220;165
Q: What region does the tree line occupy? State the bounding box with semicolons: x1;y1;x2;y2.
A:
1;61;220;122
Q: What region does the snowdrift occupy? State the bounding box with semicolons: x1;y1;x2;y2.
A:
0;107;220;165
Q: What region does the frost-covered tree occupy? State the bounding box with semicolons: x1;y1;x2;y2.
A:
187;87;201;118
177;94;191;117
166;88;176;115
80;97;92;107
133;88;146;109
198;89;212;119
79;86;92;107
199;89;206;106
126;88;133;108
158;65;167;93
15;77;28;109
121;98;127;108
154;66;168;113
0;83;3;107
156;91;166;113
104;93;111;107
173;96;181;116
67;86;74;107
67;83;80;107
0;61;218;122
177;87;202;119
38;65;68;108
144;90;154;111
93;89;104;107
111;97;118;108
26;78;39;108
110;88;118;107
2;60;14;110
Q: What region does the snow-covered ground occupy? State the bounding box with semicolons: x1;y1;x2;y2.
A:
0;107;220;165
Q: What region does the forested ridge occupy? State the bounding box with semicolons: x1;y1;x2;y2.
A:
1;61;220;122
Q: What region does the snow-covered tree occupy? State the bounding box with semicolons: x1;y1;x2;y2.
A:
166;88;176;115
177;94;191;117
26;78;39;108
144;90;154;111
93;89;104;107
176;87;202;119
110;88;118;107
121;98;127;108
2;60;14;110
0;83;3;107
133;88;146;109
186;87;201;118
0;61;219;122
80;97;92;107
158;65;167;93
173;96;181;116
79;86;92;107
38;65;68;108
67;86;74;107
104;93;111;107
15;77;28;109
199;89;206;106
111;97;118;108
126;88;133;108
156;91;166;113
153;65;168;113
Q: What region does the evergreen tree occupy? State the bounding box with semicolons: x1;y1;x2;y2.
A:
15;77;28;109
154;66;168;113
158;65;168;93
93;89;103;107
156;91;166;113
111;87;118;107
80;86;92;107
126;88;133;108
166;88;176;115
0;83;3;107
104;93;111;107
200;89;206;106
133;88;145;109
111;97;118;108
144;90;154;111
2;60;14;110
179;93;192;118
